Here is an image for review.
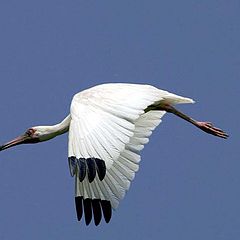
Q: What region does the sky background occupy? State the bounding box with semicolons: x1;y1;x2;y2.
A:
0;1;239;239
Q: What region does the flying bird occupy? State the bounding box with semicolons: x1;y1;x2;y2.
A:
0;83;228;225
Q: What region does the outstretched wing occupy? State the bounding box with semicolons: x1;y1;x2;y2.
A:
68;83;193;225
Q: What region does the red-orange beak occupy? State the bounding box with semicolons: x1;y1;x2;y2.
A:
0;134;31;151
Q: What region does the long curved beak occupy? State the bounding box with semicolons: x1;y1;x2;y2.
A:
0;134;30;151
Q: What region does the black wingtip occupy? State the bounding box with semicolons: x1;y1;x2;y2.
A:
77;158;86;182
75;197;83;221
75;198;112;225
83;198;92;225
101;200;112;223
86;158;96;183
69;157;106;182
68;157;77;177
92;199;102;226
95;158;106;181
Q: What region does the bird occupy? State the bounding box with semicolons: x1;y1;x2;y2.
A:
0;83;228;225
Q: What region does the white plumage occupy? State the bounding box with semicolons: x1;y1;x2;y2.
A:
1;83;227;226
68;83;194;213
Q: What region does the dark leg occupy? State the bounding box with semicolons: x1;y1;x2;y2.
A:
149;103;228;139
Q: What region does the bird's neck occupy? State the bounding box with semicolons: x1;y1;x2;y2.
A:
52;115;71;136
37;115;71;142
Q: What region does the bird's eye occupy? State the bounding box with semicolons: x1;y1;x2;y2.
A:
26;128;34;136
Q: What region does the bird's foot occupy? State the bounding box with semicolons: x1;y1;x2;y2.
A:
196;121;229;139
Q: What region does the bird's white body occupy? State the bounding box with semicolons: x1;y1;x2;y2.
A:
67;83;194;211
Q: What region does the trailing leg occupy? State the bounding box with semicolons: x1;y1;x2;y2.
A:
145;103;228;139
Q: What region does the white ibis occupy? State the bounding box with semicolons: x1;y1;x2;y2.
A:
0;83;228;225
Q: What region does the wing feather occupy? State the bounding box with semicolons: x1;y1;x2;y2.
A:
68;83;194;225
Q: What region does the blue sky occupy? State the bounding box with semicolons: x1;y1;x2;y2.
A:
0;1;239;239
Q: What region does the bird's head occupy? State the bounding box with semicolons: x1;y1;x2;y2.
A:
0;126;57;151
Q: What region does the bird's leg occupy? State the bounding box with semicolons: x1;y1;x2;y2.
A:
152;103;229;139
